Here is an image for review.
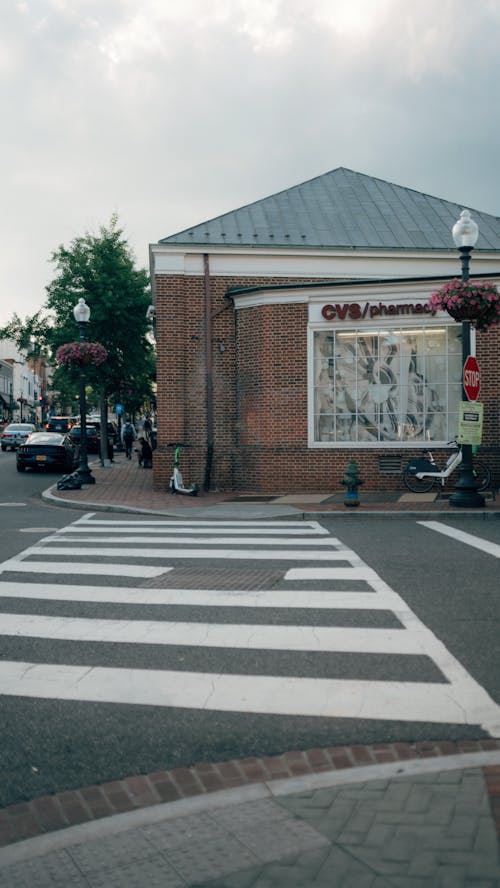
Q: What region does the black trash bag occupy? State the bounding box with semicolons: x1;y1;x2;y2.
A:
57;473;82;490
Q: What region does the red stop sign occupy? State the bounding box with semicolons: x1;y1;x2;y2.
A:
463;356;481;401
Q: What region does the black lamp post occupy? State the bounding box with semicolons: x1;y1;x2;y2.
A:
449;211;484;508
73;297;95;485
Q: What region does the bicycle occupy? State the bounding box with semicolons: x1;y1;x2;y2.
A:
403;442;491;494
167;442;198;496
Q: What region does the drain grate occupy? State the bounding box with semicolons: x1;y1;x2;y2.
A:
144;567;284;590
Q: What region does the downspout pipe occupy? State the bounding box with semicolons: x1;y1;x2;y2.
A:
203;254;213;491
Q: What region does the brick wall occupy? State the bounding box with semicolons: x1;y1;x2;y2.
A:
477;324;500;484
153;272;499;493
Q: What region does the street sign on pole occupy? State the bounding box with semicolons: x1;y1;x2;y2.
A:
457;401;484;445
463;355;481;401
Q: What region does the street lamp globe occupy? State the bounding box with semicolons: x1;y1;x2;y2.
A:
452;210;479;249
73;297;91;325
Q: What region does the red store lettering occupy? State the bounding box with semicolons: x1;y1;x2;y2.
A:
322;302;432;321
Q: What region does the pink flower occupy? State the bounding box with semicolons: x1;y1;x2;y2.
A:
428;279;499;330
56;342;108;367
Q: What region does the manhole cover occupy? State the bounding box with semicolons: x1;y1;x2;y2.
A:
144;567;283;590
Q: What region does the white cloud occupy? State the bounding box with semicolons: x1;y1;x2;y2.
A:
0;0;499;324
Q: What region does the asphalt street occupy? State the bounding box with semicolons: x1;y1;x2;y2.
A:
321;516;500;702
0;451;82;561
0;452;498;814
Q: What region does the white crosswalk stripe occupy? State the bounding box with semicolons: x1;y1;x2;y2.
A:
0;582;396;609
0;514;499;736
418;520;500;558
25;545;354;560
0;661;478;725
0;559;168;578
0;613;424;653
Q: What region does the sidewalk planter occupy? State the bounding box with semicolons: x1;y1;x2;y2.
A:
341;460;364;507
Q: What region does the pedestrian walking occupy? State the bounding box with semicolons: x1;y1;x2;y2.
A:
121;418;136;459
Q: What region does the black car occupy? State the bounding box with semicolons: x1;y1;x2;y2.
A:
16;432;79;473
69;425;100;454
44;416;73;433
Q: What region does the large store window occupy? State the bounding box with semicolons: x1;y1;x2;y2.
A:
313;326;462;444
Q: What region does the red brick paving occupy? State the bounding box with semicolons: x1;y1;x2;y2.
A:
2;740;500;848
49;452;498;514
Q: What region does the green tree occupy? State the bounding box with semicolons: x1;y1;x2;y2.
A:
0;312;50;357
46;216;153;406
1;216;155;452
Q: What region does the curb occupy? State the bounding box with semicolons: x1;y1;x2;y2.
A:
42;484;500;520
2;740;500;851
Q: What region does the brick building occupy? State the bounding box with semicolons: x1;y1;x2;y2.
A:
149;168;500;493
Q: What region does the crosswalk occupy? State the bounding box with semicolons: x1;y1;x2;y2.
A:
1;514;499;737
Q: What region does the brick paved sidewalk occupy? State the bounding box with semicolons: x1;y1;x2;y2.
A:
0;743;499;887
46;451;499;516
1;740;499;850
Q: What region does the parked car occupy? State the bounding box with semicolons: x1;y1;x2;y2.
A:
93;421;119;445
1;423;37;451
69;424;100;454
16;432;79;473
44;416;73;433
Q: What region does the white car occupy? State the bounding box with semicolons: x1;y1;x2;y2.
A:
1;423;37;451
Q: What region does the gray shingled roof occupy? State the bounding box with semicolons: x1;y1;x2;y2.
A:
159;167;500;251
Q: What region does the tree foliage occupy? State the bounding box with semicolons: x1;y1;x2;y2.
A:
0;312;50;359
46;216;154;408
1;217;155;415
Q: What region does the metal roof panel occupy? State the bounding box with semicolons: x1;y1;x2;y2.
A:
159;168;500;251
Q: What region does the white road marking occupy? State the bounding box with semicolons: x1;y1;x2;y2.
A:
0;661;495;728
0;560;169;578
418;521;500;558
285;563;500;737
43;535;343;547
74;516;328;533
27;546;358;561
0;613;417;653
0;582;392;610
58;522;329;535
20;528;59;533
286;567;380;582
1;515;499;735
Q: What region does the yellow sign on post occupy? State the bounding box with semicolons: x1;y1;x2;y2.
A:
457;401;484;445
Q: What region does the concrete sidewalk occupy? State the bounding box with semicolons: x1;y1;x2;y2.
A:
44;450;499;519
1;745;499;886
0;453;494;885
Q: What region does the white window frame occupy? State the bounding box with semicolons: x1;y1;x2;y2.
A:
308;317;469;449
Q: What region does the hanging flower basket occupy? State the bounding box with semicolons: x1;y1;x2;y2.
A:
56;342;108;368
428;279;500;331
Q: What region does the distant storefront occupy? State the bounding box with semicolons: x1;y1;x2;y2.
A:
149;169;500;492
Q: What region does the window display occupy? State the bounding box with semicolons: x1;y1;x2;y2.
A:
313;327;462;444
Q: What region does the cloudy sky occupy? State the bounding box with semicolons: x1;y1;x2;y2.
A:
2;0;499;325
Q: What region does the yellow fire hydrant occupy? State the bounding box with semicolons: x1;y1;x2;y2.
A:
341;460;364;507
